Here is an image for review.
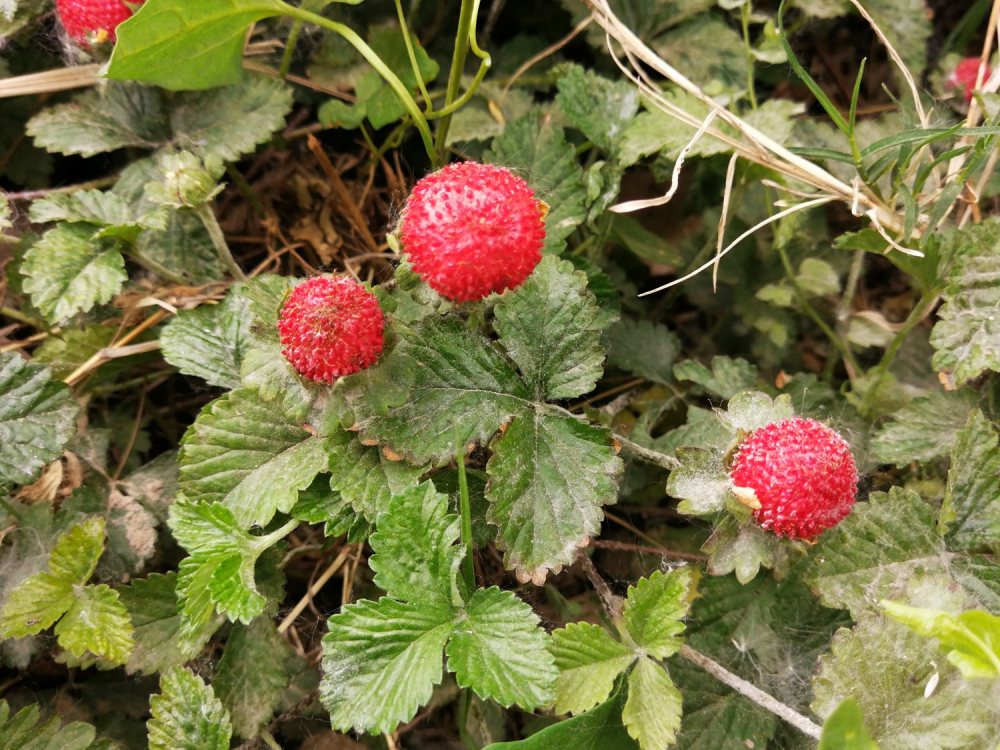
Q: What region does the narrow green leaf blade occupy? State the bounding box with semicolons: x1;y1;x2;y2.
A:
493;256;606;401
486;412;622;582
147;667;232;750
550;622;634;715
447;586;557;710
107;0;288;90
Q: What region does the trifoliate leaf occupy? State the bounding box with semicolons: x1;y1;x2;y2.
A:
550;622;634;715
27;83;169;158
870;389;979;467
0;700;103;750
930;226;1000;385
0;516;104;639
555;64;640;155
812;610;1000;750
319;597;452;735
214;617;290;738
161;295;252;390
666;447;731;516
147;667;232;750
622;657;682;750
494;256;606;401
0;353;78;487
818;697;880;750
606;318;682;385
623;568;693;658
178;387;331;527
54;584;133;664
486;412;622;581
486;111;588;254
327;427;426;521
673;357;759;399
120;573;217;675
369;482;463;610
446;586;557;710
806;488;949;616
883;601;1000;680
168;498;291;624
21;225;126;324
352;317;529;465
941;410;1000;551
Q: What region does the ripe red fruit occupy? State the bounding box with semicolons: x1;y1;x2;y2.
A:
729;417;858;540
56;0;140;45
277;276;385;384
400;162;546;302
948;57;990;102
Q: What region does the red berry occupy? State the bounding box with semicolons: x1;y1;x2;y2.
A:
948;57;990;102
729;417;858;540
400;162;546;302
56;0;140;45
277;276;385;384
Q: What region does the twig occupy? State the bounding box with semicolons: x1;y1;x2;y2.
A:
577;550;622;619
590;538;707;563
277;546;352;635
613;434;681;470
678;644;822;739
502;13;593;95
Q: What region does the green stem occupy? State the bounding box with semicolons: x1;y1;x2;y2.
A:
394;0;432;108
0;496;26;525
124;250;189;286
740;3;758;110
432;0;478;162
255;518;301;551
279;19;305;78
279;3;436;161
456;444;475;593
194;205;247;282
259;730;283;750
226;164;265;219
0;305;45;329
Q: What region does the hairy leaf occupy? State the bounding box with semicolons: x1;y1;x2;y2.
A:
0;700;103;750
550;622;634;715
941;410;1000;551
673;357;759;399
327;427;426;520
870;389;979;467
622;658;682;750
161;294;252;389
54;584;133;664
623;568;693;658
607;318;682;385
147;667;232;750
214;617;290;738
556;64;639;155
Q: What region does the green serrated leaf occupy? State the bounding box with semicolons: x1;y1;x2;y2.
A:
723;391;794;433
108;0;286;90
941;410;1000;551
622;657;682;750
21;224;126;324
870;389;980;467
883;601;1000;679
0;353;78;487
215;617;290;738
0;699;103;750
807;487;951;616
447;586;557;710
179;387;330;527
54;583;133;664
623;569;692;658
555;64;639;155
550;622;634;715
494;256;606;400
703;520;785;584
327;427;426;521
819;697;880;750
352;317;529;465
607;318;681;386
666;447;730;516
147;667;232;750
120;572;217;675
30;189;137;231
486;412;622;581
930;224;1000;385
319;597;452;735
291;477;370;541
239;343;316;421
369;482;463;610
486;111;588;254
672;357;758;399
161;295;252;390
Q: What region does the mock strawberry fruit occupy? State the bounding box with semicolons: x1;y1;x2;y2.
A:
56;0;141;45
399;162;546;302
277;276;385;384
729;417;857;540
948;57;990;102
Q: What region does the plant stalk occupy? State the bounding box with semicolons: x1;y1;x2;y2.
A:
456;445;476;593
194;205;247;282
432;0;477;162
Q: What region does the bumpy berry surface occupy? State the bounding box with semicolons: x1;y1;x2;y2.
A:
277;276;385;384
400;162;546;302
948;57;990;102
56;0;139;44
729;417;858;540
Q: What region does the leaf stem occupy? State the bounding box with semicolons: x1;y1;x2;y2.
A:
394;0;433;108
0;305;45;329
255;518;301;551
678;644;822;739
259;730;283;750
456;444;476;593
279;3;436;162
279;19;305;78
193;204;247;282
613;434;681;470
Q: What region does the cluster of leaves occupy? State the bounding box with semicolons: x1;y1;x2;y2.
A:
0;0;998;748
